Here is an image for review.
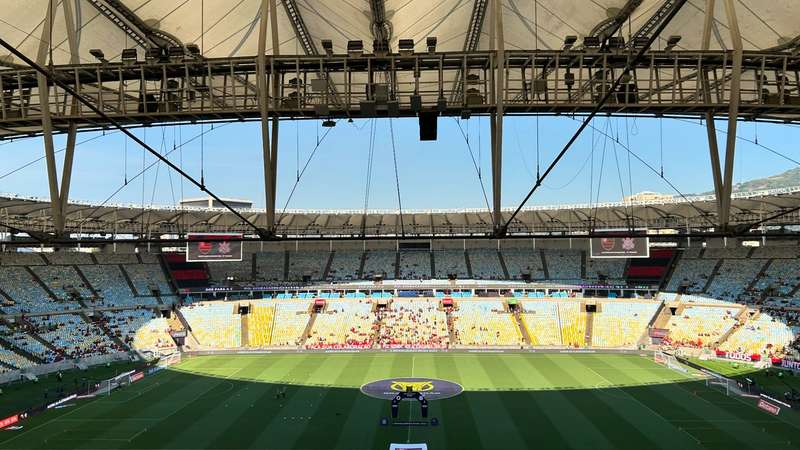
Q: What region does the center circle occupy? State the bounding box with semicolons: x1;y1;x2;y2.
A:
360;377;463;401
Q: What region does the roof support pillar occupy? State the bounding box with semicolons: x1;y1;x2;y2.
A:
59;0;80;217
37;0;64;236
490;0;505;232
701;0;724;222
719;0;742;230
269;0;280;232
258;0;276;234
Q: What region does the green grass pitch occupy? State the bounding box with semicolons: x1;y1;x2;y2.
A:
2;353;799;449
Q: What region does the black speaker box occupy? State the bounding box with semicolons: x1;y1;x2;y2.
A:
419;112;438;141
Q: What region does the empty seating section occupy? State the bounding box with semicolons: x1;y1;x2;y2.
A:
246;303;276;347
308;301;374;349
44;251;94;265
592;302;659;348
256;252;285;281
269;302;311;346
288;251;328;281
754;260;800;295
469;250;504;279
102;309;160;347
0;252;44;266
558;302;586;347
32;265;94;299
719;313;795;355
1;324;55;362
0;346;34;370
124;264;173;296
681;294;735;305
362;251;396;279
327;251;362;281
452;301;521;346
132;317;175;353
30;314;118;358
93;253;138;265
585;259;626;282
665;306;738;347
520;301;561;346
207;260;253;282
703;247;750;259
752;246;799;259
378;299;447;349
138;253;160;264
181;303;241;348
399;251;430;279
666;258;718;292
705;259;765;302
434;251;468;278
543;250;581;281
80;265;155;307
0;267;79;313
502;249;544;280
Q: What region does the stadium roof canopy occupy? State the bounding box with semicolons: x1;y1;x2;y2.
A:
2;0;799;65
2;186;800;238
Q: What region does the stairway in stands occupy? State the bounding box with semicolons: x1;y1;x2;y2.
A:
322;252;335;280
583;305;594;347
298;310;317;347
240;313;249;346
539;250;550;279
497;250;510;279
118;264;140;296
702;259;725;293
84;312;129;350
25;267;59;301
464;251;474;279
512;312;532;346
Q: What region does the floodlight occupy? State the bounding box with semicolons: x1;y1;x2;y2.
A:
89;49;106;62
607;36;625;49
347;40;363;57
321;39;334;56
665;35;681;51
583;36;601;48
563;35;577;50
398;39;414;55
186;43;200;56
426;36;437;53
121;48;138;63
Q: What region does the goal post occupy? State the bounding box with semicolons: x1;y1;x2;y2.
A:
654;350;688;373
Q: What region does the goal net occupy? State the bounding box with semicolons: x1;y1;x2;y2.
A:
654;350;688;374
94;370;135;396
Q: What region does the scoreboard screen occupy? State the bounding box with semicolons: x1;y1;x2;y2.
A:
186;233;243;262
589;236;649;259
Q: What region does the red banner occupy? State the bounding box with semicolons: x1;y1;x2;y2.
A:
130;371;144;383
757;399;781;415
0;415;19;429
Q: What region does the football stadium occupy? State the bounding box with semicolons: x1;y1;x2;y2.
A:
2;1;800;449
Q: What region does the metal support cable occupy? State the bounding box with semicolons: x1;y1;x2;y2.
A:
388;118;405;236
0;36;266;238
500;0;687;235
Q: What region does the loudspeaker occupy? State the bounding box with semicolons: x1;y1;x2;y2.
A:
419;112;438;141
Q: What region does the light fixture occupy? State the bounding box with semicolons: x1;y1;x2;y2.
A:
347;40;363;57
121;48;138;63
398;39;414;55
89;49;107;63
322;119;336;127
145;47;162;62
426;36;437;53
665;35;681;51
321;39;334;56
185;43;200;56
562;35;577;50
583;36;601;48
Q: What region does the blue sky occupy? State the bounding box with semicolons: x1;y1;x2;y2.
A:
0;115;798;211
